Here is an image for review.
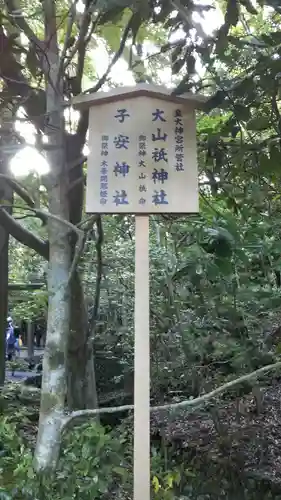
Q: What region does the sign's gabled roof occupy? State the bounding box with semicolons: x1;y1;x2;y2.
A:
72;83;208;111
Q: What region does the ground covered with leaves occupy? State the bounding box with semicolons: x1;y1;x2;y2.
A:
2;373;281;499
151;377;281;498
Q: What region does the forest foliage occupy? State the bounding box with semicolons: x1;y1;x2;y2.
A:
2;0;281;498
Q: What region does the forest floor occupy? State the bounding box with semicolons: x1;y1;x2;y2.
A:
150;377;281;493
3;367;281;496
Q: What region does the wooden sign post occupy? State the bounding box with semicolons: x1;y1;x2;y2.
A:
73;84;205;500
134;213;150;500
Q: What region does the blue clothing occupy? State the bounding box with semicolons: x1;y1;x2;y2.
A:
6;326;16;347
14;338;20;353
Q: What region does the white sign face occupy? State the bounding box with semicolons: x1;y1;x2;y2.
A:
86;96;198;214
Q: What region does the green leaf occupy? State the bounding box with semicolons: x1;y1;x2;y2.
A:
204;90;227;112
259;153;271;172
275;342;281;354
185;468;196;478
200;227;235;258
98;481;108;494
98;6;125;24
233;104;251;121
215;256;233;274
82;443;91;459
100;23;123;52
112;466;127;476
216;0;239;52
152;476;161;493
0;490;11;500
269;145;281;172
268;31;281;45
247;116;271;131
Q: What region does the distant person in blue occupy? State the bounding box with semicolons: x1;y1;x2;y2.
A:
6;317;16;361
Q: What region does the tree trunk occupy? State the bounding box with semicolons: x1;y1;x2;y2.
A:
67;270;98;410
34;205;71;471
0;4;31;386
34;156;71;471
0;120;14;386
27;320;34;360
0;208;9;386
34;0;71;471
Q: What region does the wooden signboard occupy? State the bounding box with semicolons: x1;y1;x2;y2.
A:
73;83;205;500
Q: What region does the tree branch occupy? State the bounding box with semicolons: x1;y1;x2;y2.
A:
13;206;94;286
0;26;46;131
0;173;35;207
58;0;79;79
68;214;98;285
0;204;93;278
12;206;85;283
271;87;281;149
0;208;49;259
170;0;209;39
88;215;103;341
61;360;281;431
4;0;42;47
62;0;94;78
76;6;98;88
13;206;84;237
0;174;50;225
83;13;135;95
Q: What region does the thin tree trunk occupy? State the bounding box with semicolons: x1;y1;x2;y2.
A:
34;206;71;471
0;176;10;386
0;214;9;386
0;10;19;384
34;0;71;471
34;154;71;471
67;270;98;410
27;320;34;360
0;123;14;386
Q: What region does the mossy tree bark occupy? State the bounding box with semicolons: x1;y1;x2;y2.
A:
0;171;11;386
67;270;98;410
0;13;20;386
34;0;71;471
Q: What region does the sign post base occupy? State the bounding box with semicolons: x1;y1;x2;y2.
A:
134;214;150;500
